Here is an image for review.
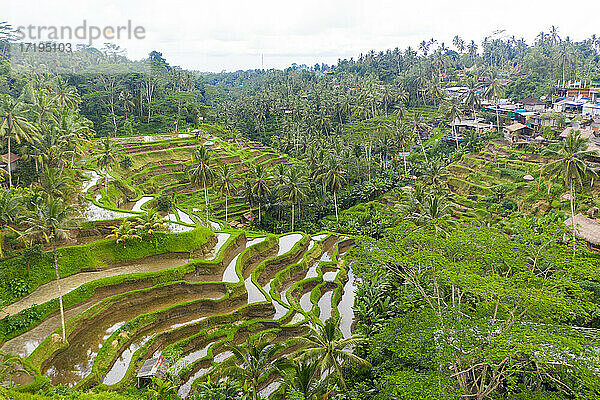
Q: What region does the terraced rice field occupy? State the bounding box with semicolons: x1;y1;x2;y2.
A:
1;133;358;399
87;134;296;228
2;228;356;397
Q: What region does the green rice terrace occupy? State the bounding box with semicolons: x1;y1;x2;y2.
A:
0;132;357;399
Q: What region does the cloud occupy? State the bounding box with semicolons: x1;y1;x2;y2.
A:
5;0;600;72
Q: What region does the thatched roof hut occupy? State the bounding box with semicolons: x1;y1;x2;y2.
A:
564;213;600;249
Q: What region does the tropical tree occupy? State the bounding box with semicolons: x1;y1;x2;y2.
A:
406;192;455;236
250;164;271;223
279;166;309;231
22;195;77;342
0;188;22;258
440;97;464;147
410;112;430;162
544;130;598;255
134;208;166;236
96;137;121;198
190;377;243;400
106;219;141;245
220;334;284;400
278;358;327;400
39;168;74;199
297;317;368;390
484;77;505;135
188;146;215;225
216;164;237;223
320;158;346;223
0;95;36;187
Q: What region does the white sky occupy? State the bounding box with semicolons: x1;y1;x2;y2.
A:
5;0;600;72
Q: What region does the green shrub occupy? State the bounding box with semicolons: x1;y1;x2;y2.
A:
156;195;173;212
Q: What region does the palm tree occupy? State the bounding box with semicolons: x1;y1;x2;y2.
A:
297;318;368;390
0;95;36;187
190;377;242;400
320;158;346;224
39;168;74;199
406;192;455;236
410;113;430;163
484;77;505;135
23;195;77;342
389;117;414;176
134;208;166;236
278;358;327;400
216;164;237;223
544;130;598;255
220;334;284;400
464;83;482;134
50;76;81;110
96;137;121;198
106;220;141;245
188;146;215;225
250;164;271;223
280;166;309;231
440;98;464;147
0;188;22;258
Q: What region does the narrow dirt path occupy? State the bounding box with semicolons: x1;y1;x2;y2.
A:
4;254;191;317
5;232;231;317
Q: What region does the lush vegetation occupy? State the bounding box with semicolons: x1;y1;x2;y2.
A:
2;21;600;400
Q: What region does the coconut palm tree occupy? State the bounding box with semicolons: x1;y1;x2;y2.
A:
280;166;309;231
440;97;464;147
297;318;368;390
23;195;77;342
407;192;455;236
388;117;414;176
220;334;284;400
410;112;430;162
0;188;22;258
250;164;271;223
484;77;505;135
134;208;166;236
39;168;74;199
320;158;346;224
50;76;81;110
188;146;215;225
216;164;237;223
190;377;242;400
278;358;327;400
96;137;121;198
544;130;598;255
0;95;37;187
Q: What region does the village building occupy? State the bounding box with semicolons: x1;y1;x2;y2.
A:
503;122;534;143
520;98;549;113
583;103;600;119
450;118;492;135
0;152;20;173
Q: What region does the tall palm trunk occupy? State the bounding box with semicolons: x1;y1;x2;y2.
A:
7;135;12;187
225;194;228;223
53;242;66;342
402;146;408;176
291;203;295;232
453;125;459;148
495;97;501;135
419;136;429;163
334;192;339;223
204;186;209;225
570;180;576;257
